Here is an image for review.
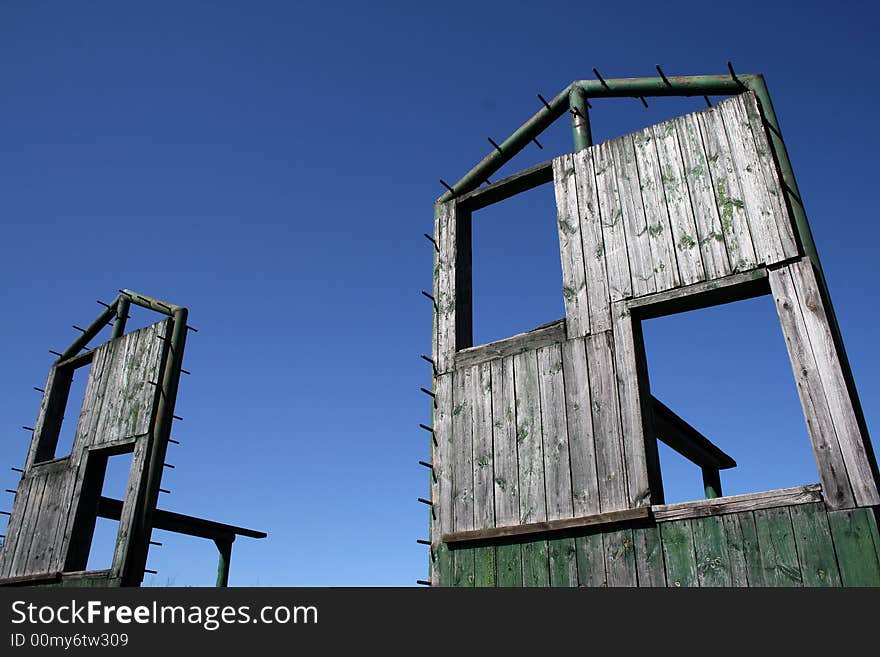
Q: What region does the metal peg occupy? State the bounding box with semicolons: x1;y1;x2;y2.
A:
592;67;611;90
656;64;672;87
417;497;433;506
704;95;713;108
416;580;430;586
416;539;431;546
439;179;455;195
488;137;503;154
532;137;543;150
33;387;45;393
537;93;552;111
423;233;439;252
418;460;433;470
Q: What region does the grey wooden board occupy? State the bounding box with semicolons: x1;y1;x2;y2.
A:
471;363;495;529
110;436;148;578
722;512;755;587
740;92;798;258
611;303;651;508
513;351;546;524
454;320;564;370
652;484;822;522
537;344;573;520
0;474;34;577
593;140;632;302
451;367;475;531
788;258;879;506
24;469;74;575
434;200;456;373
673;111;731;279
652;119;705;286
632;126;679;292
697;101;757;272
585;331;628;512
612;135;656;297
571;148;611;333
9;475;49;576
490;358;519;525
718;94;784;265
434;374;454;537
769;264;855;509
553;154;590;338
561;338;600;516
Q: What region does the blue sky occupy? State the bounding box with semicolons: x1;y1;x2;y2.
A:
0;1;878;585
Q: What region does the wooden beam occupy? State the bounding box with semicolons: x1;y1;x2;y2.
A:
454;319;565;370
456;160;553;212
652;396;736;470
442;507;650;544
97;497;266;542
652;484;822;522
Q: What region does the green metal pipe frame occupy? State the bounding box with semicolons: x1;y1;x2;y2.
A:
569;86;592;151
214;539;233;588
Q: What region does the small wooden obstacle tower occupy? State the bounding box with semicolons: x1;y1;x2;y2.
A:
424;68;880;587
0;290;265;587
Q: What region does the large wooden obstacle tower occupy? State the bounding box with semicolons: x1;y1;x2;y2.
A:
425;69;880;586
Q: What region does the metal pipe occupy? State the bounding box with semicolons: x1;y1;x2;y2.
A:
120;289;182;315
573;73;751;99
59;299;119;360
215;539;233;587
569;86;593;151
702;467;722;499
122;306;188;586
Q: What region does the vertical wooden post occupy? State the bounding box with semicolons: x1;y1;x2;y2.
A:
214;538;233;587
702;467;722;499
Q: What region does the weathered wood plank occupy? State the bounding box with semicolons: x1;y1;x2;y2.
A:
827;508;880;587
473;546;496;587
553;155;591;337
452;547;475;587
769;265;855;509
603;529;638;586
652;484;822;522
0;475;33;577
9;475;49;577
632;127;679;292
513;351;546;525
575;532;607;587
691;515;732;587
660;519;698;587
432;373;454;586
653;119;705;286
537;344;572;520
522;539;550;586
593;141;632;302
561;338;600;516
25;470;73;575
471;363;494;530
490;357;519;527
789;503;841;587
788;258;879;507
454;319;564;370
585;331;628;512
443;507;650;544
674;111;731;280
109;438;145;578
548;538;578;587
458;159;553;212
612;303;655;507
740;92;799;258
753;507;803;587
718;94;784;265
495;544;523;587
451;368;475;532
572;148;612;333
697;104;757;272
722;512;757;587
434;201;457;373
612;135;656;297
652;396;736;470
633;525;666;587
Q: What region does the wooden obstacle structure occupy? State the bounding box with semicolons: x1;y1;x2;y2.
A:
0;290;265;587
424;69;880;586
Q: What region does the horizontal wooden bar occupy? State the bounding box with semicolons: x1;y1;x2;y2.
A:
627;268;770;320
97;497;267;542
454;319;565;370
0;571;62;586
442;506;650;544
456;159;553;212
55;347;97;371
652;397;736;469
651;483;822;522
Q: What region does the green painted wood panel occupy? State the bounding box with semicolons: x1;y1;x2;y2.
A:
522;540;550;587
660;520;698;587
789;503;841;587
633;525;665;587
495;544;523;587
603;529;638;586
452;547;475;587
692;515;732;587
437;543;454;587
828;508;880;587
548;538;578;587
754;507;802;587
473;546;496;587
575;533;607;587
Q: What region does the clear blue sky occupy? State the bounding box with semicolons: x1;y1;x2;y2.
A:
1;1;878;586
